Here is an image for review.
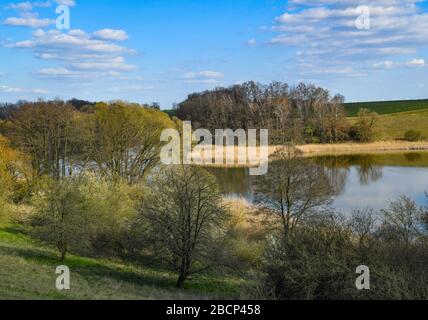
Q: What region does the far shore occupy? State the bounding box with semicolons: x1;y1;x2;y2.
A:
296;141;428;157
190;141;428;167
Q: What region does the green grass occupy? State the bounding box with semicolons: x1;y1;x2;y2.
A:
0;224;244;300
349;108;428;140
345;99;428;117
377;109;428;140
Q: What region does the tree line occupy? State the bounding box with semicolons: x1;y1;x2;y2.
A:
0;100;174;181
175;81;381;143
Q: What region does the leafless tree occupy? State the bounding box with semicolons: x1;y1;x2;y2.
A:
254;146;333;237
140;165;228;288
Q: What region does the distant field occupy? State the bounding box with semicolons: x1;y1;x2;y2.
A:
345;99;428;117
348;108;428;140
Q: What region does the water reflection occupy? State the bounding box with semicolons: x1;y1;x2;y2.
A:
207;152;428;212
315;155;383;192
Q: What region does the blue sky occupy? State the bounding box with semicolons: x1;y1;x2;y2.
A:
1;0;427;107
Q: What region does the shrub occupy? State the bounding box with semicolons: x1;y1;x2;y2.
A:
403;130;422;142
30;173;138;260
253;208;428;300
355;108;380;142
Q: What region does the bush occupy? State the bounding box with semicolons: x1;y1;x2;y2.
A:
403;130;422;142
254;210;428;300
355;108;380;142
30;173;138;260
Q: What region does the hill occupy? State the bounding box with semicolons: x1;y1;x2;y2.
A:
345;99;428;117
347;108;428;140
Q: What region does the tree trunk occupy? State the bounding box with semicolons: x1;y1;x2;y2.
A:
176;273;186;289
58;241;67;262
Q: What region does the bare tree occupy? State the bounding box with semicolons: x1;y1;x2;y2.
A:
140;165;228;288
254;146;332;237
348;208;378;249
379;196;424;245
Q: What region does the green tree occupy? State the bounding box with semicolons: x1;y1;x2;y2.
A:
87;102;174;183
31;173;138;260
354;108;380;142
9;101;84;179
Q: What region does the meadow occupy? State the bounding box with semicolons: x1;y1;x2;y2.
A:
348;108;428;141
345;99;428;117
0;223;244;300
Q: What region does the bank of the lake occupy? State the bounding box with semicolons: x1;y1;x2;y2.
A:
192;141;428;167
296;141;428;157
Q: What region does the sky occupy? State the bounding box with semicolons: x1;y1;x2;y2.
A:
0;0;427;108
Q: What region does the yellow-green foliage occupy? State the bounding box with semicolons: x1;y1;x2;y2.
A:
0;135;26;221
90;102;176;181
224;199;268;268
31;173;140;259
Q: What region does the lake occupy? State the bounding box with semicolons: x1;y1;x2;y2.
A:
207;152;428;213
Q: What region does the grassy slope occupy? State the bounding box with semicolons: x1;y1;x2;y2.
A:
348;108;428;140
345;99;428;117
0;225;243;300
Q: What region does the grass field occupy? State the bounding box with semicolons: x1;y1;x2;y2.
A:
347;108;428;140
0;224;244;300
345;99;428;117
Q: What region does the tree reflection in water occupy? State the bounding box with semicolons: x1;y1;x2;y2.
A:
206;152;428;207
314;154;383;189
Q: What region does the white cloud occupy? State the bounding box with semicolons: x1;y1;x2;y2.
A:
53;0;76;6
372;58;426;69
0;85;48;94
0;85;24;93
111;85;155;92
182;70;224;80
3;15;54;28
266;1;428;76
37;67;76;76
182;70;224;84
247;38;257;46
7;1;52;11
406;58;425;67
93;29;129;41
12;29;137;79
372;61;396;69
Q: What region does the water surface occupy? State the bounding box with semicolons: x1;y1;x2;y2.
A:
207;152;428;213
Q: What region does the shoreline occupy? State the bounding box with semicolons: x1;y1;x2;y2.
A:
296;141;428;157
192;141;428;167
